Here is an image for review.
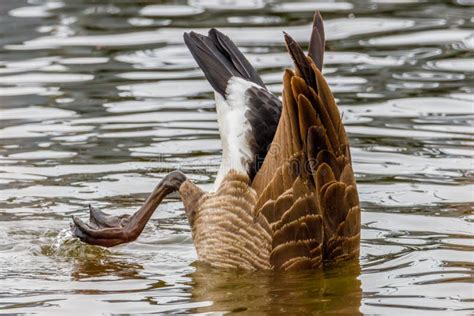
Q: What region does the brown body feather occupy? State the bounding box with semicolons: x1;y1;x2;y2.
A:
184;171;272;270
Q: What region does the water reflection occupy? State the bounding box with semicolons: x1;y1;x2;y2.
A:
69;254;145;282
188;262;362;314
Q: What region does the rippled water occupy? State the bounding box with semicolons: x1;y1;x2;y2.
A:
1;0;473;314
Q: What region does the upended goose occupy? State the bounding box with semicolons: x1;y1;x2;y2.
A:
72;11;360;271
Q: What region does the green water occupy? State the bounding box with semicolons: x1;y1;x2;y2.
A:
0;0;473;314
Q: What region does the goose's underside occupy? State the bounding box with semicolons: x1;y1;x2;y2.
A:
190;171;272;270
72;11;360;271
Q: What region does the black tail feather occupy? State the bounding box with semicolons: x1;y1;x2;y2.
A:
208;28;265;87
184;29;265;97
183;31;234;96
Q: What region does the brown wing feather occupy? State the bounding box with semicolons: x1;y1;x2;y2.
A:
252;12;360;270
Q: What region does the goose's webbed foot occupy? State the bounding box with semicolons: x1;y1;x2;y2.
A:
71;170;187;247
88;204;131;229
72;214;130;247
71;205;132;247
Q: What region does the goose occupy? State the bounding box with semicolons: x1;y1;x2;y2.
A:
72;11;360;271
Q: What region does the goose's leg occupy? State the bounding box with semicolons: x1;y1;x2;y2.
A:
71;170;186;247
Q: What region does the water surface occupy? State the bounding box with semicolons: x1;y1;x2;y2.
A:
0;0;473;314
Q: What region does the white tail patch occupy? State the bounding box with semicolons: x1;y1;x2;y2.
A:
213;77;261;189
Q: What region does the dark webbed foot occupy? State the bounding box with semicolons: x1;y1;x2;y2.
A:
87;204;130;229
71;170;187;247
72;215;129;247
